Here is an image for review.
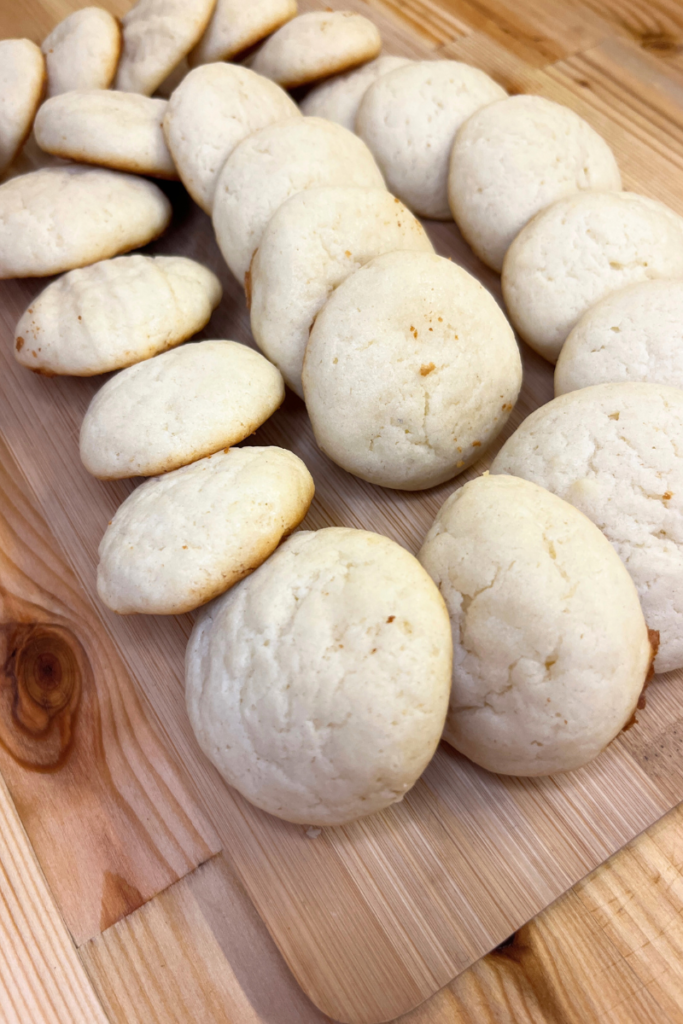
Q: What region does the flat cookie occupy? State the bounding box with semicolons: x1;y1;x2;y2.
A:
80;340;284;478
0;39;45;176
0;166;172;280
555;279;683;395
186;527;452;825
302;250;522;490
98;445;314;615
419;474;652;776
249;11;381;89
449;95;622;273
42;7;121;97
35;90;177;179
15;255;221;376
492;382;683;673
212;115;384;283
356;60;506;219
189;0;297;66
250;185;433;397
300;54;411;131
502;191;683;363
164;63;299;213
115;0;217;96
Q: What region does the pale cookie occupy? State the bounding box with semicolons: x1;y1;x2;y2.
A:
449;95;622;273
419;474;652;776
42;7;121;97
492;382;683;673
502;191;683;364
35;90;177;179
0;39;45;176
249;11;381;89
356;61;506;220
0;166;172;280
81;340;285;478
302;250;522;490
189;0;297;67
250;186;433;398
164;63;299;213
115;0;217;96
15;255;221;376
555;280;683;396
186;527;452;825
213;115;384;283
300;54;411;131
97;445;314;615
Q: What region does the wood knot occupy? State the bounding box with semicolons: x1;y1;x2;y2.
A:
640;31;682;54
0;623;84;770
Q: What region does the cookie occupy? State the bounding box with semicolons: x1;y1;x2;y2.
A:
14;255;221;376
115;0;217;96
0;166;172;280
302;250;522;490
189;0;297;67
249;11;381;89
449;95;622;273
502;191;683;363
42;7;121;97
419;474;652;776
0;39;45;176
97;445;314;615
212;115;384;283
356;60;506;219
80;340;284;478
34;90;177;179
300;54;411;131
491;382;683;673
250;185;433;398
555;280;683;396
163;63;299;213
185;527;452;825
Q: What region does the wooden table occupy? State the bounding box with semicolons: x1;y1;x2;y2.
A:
3;0;683;1022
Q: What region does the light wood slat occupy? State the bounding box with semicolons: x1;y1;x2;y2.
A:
0;0;128;41
0;772;110;1024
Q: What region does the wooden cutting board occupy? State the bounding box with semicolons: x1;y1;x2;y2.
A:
2;1;683;1022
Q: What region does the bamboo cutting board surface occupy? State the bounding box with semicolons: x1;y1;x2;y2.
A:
2;0;683;1022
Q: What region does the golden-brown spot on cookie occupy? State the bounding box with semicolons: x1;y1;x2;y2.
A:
420;362;435;376
344;250;351;257
15;337;24;351
457;460;464;467
472;440;481;447
608;411;620;420
663;491;673;501
386;615;395;623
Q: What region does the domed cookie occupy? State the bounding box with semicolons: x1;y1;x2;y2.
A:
302;250;522;490
186;527;452;824
250;185;433;397
300;54;411;130
0;39;45;176
14;255;221;376
42;7;121;97
98;445;314;614
419;473;653;775
492;382;683;673
189;0;297;67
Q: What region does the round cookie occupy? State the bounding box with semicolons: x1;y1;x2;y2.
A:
555;279;683;395
502;191;683;364
356;61;506;219
185;527;452;825
212;116;385;283
80;340;284;478
34;91;177;179
449;95;622;273
491;382;683;673
163;63;299;213
248;11;381;89
0;39;45;176
189;0;297;67
0;166;172;280
302;250;522;490
115;0;217;96
14;255;221;376
299;54;411;130
250;186;434;398
42;7;121;97
98;445;314;615
419;474;653;776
